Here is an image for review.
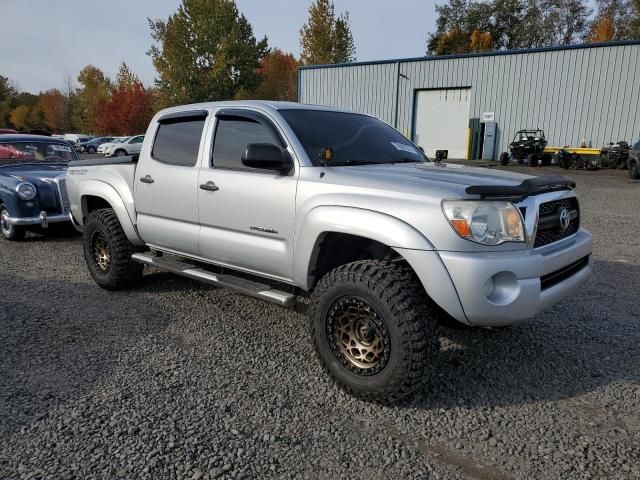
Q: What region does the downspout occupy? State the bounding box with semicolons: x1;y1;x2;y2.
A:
393;61;401;129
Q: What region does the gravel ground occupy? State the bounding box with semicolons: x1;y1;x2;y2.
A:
1;166;639;479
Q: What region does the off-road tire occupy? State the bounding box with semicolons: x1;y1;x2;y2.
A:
630;159;640;179
541;153;552;166
527;153;538;167
83;208;143;290
0;206;26;241
499;152;510;166
308;260;437;403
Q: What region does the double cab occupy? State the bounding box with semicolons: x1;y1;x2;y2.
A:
65;101;593;402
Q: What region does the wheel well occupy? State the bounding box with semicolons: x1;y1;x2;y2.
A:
82;195;112;221
308;232;398;288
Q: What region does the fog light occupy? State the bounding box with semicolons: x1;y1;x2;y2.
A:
484;271;520;305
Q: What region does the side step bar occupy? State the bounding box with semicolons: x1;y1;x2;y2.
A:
131;253;297;307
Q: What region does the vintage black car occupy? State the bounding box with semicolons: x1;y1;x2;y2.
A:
500;129;549;166
0;134;77;240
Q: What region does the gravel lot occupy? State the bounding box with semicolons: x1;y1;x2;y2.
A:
1;166;639;479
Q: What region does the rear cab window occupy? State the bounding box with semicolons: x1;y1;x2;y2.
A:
152;114;206;167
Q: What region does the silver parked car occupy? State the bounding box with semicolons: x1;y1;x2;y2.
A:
65;101;593;402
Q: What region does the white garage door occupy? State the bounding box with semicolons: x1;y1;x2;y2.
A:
413;88;471;160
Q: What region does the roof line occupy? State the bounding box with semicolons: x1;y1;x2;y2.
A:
298;40;640;71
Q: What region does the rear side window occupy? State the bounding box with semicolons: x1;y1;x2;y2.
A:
152;118;205;166
212;117;280;170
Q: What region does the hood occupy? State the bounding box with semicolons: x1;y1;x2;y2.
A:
0;163;67;181
328;162;533;198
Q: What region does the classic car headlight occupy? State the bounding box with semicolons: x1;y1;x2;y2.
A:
16;181;37;200
442;200;525;245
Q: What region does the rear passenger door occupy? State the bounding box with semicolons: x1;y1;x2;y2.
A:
134;111;208;256
197;109;298;281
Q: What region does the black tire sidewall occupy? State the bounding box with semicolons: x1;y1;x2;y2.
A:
630;160;640;179
83;216;115;285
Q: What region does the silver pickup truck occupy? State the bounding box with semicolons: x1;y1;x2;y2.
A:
66;101;593;402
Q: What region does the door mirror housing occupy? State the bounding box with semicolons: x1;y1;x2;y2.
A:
242;143;292;173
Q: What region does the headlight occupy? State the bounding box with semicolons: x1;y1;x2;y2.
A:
16;182;37;200
442;200;525;245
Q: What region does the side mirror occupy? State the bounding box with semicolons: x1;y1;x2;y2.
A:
242;143;292;173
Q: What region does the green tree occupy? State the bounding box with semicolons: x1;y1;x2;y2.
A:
557;0;593;44
300;0;356;65
148;0;268;106
72;65;112;133
0;76;17;128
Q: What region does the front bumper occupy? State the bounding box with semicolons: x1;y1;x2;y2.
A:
437;229;593;326
8;211;70;229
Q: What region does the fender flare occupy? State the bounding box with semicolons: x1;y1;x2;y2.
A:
293;206;435;290
76;180;144;246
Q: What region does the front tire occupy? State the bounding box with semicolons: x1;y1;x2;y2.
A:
87;146;96;154
115;149;127;157
630;160;640;179
499;152;509;166
527;153;538;167
309;260;437;403
0;207;26;241
83;208;143;290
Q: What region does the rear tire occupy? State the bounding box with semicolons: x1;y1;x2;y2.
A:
0;207;26;241
630;160;640;179
527;153;537;167
87;146;96;154
499;152;509;166
83;208;143;290
309;260;438;403
115;149;127;157
541;153;552;166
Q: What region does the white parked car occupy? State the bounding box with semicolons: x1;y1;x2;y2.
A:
103;135;145;157
63;133;91;144
97;137;129;155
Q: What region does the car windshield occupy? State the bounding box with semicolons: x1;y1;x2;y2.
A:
0;141;78;165
279;109;428;166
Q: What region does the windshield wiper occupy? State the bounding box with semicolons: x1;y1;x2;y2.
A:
327;160;379;166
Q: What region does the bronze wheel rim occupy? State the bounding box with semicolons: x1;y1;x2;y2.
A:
326;296;390;375
91;231;111;272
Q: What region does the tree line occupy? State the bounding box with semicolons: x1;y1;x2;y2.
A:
0;0;355;134
428;0;640;55
2;0;639;133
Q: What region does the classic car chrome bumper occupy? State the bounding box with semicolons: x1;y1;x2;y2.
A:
7;211;70;229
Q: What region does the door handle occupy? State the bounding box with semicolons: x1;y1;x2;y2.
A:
140;175;154;184
199;181;220;192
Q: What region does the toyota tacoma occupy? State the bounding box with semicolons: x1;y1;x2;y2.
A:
65;101;593;402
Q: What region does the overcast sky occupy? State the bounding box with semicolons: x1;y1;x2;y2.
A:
1;0;437;94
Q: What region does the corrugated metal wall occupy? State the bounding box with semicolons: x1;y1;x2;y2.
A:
298;42;640;159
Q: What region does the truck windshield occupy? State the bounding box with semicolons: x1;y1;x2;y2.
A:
279;109;428;166
0;141;78;165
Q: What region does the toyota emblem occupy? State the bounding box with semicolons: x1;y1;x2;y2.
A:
558;208;570;230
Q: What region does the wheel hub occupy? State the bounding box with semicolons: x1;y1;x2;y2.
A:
92;232;111;272
1;210;12;236
327;296;390;375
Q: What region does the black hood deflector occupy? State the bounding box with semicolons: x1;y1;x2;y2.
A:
465;175;576;199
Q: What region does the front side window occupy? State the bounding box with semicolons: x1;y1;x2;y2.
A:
130;136;144;144
212;117;280;170
279;109;428;166
152;118;205;166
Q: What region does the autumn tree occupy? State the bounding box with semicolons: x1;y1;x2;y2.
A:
72;65;112;133
9;105;30;130
148;0;268;106
588;14;617;41
300;0;356;65
470;30;493;51
39;89;70;132
235;49;298;101
588;0;634;40
93;63;156;135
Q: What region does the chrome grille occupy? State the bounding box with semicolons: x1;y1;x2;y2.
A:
55;176;71;214
534;197;579;248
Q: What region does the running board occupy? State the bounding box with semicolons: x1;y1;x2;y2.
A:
131;253;296;307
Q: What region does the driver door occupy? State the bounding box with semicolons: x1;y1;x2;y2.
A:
197;109;298;281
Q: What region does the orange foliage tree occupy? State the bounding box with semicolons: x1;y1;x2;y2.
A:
93;83;156;135
588;14;616;42
39;89;69;132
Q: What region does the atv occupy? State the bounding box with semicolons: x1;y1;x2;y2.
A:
556;147;600;170
600;141;630;169
499;129;551;167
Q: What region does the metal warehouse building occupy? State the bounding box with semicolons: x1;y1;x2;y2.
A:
298;41;640;160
